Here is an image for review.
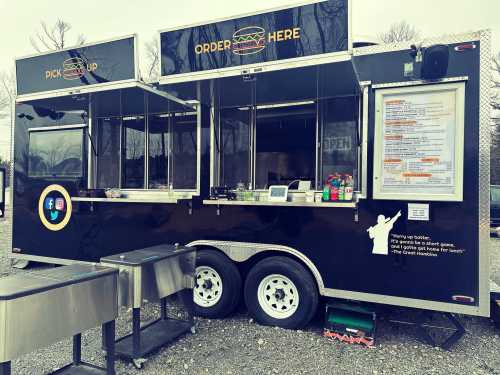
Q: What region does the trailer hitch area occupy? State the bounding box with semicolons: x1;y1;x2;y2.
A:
389;310;465;351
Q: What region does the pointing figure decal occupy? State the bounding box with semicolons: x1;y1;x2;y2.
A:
367;210;402;255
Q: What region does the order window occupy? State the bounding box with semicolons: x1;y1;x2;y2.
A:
255;103;316;189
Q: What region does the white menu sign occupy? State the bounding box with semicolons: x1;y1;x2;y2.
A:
374;83;464;201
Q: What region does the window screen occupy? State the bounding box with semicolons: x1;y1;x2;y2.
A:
29;128;84;178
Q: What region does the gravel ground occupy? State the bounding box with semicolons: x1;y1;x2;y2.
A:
0;204;499;375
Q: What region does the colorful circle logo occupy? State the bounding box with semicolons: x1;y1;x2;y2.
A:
38;185;72;231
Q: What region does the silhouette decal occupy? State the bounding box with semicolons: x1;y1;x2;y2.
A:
367;210;402;255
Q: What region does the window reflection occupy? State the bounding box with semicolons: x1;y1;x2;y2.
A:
148;114;170;189
29;128;83;178
320;97;358;187
171;113;197;189
122;116;145;189
220;108;251;189
96;118;120;188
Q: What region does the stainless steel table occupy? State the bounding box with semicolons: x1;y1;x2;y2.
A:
0;264;118;375
100;244;196;369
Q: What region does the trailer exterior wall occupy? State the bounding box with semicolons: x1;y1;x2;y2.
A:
10;32;490;317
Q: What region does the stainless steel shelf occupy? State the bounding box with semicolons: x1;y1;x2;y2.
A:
71;197;179;204
203;200;357;208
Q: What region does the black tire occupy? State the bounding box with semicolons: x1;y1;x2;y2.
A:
493;301;500;330
244;256;318;329
193;249;242;319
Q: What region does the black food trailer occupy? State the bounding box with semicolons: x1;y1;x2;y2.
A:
8;0;493;329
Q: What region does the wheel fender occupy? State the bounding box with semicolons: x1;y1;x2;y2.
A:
187;240;325;293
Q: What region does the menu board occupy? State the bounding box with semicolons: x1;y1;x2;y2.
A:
373;83;464;201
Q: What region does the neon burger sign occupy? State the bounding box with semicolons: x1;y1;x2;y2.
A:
45;57;98;80
195;26;301;56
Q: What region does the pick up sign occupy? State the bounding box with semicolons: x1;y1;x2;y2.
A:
16;36;136;96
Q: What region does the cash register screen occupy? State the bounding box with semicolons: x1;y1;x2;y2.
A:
268;186;288;202
270;187;286;197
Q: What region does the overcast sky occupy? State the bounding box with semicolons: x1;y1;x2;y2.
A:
0;0;499;158
0;0;498;71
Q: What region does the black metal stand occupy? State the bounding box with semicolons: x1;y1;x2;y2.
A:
390;311;465;350
114;291;195;369
49;320;116;375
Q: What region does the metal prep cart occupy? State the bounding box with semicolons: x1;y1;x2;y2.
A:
100;244;196;369
0;264;118;375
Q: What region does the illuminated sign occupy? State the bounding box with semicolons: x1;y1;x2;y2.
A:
45;58;98;81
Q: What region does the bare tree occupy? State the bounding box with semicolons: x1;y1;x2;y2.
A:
30;19;85;52
492;53;500;112
143;37;160;82
0;70;15;118
379;21;421;44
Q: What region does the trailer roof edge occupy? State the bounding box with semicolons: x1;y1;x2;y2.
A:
353;30;485;56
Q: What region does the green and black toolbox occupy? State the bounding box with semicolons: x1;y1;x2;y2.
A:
324;301;377;347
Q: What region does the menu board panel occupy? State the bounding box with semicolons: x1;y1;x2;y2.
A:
373;83;465;201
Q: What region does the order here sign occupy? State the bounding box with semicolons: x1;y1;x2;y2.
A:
160;0;349;78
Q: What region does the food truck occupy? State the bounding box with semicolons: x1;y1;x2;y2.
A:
8;0;492;330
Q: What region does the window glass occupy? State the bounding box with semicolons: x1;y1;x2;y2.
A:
321;97;358;187
219;76;254;108
29;128;83;178
93;90;121;118
492;186;500;204
148;114;170;189
256;67;317;105
122;116;145;188
220;108;251;189
171;113;197;189
255;104;316;189
96;117;120;188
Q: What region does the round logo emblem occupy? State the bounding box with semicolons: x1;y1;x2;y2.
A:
38;185;72;231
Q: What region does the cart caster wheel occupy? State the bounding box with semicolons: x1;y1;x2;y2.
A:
133;358;147;369
190;326;196;334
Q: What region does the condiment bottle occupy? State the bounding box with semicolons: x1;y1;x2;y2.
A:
330;175;340;201
339;176;346;201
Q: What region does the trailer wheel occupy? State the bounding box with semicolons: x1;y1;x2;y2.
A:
244;256;318;329
193;250;241;319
